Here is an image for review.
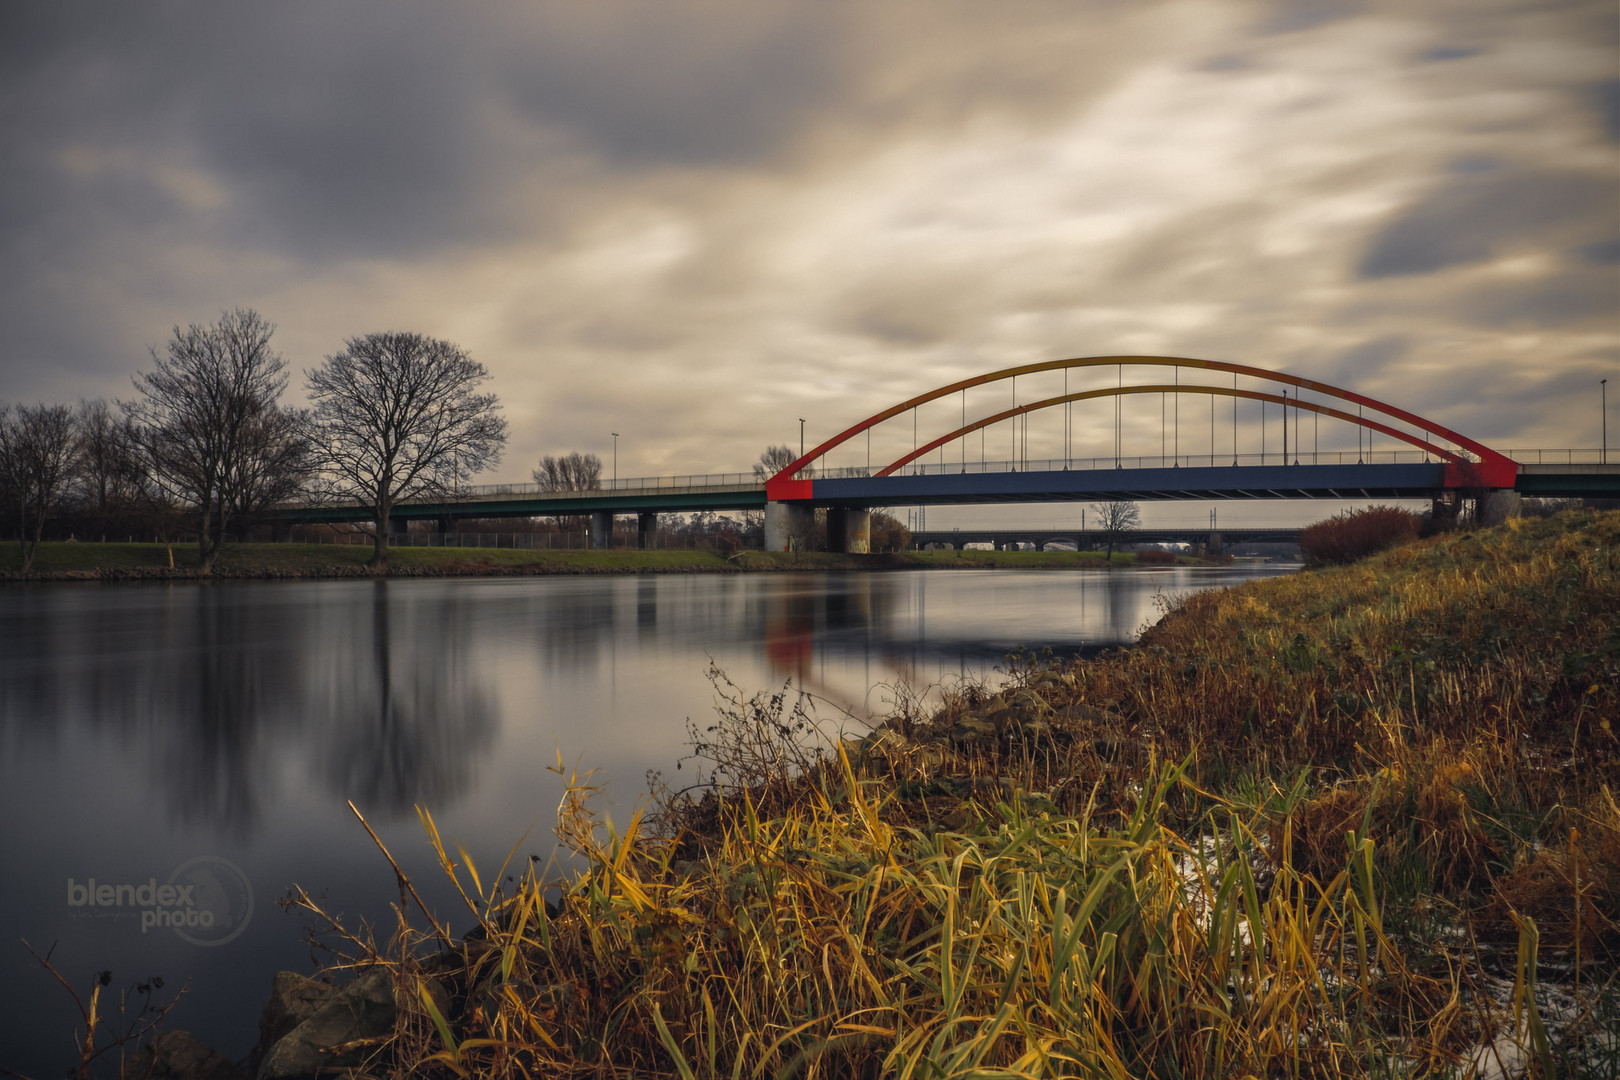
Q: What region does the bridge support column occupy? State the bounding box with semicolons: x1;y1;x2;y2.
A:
827;508;871;554
637;512;657;549
436;515;455;535
1480;490;1520;527
590;511;613;550
1206;531;1222;557
271;521;292;543
765;501;814;552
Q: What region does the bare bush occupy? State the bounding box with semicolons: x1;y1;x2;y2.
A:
1300;505;1420;564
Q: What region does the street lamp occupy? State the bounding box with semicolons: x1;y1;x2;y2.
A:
1603;379;1608;465
798;418;805;459
611;432;619;488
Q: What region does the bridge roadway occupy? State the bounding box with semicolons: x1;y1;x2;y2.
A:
265;453;1618;533
909;526;1301;550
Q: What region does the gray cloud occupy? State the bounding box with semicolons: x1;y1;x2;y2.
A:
1357;169;1612;279
1596;78;1620;140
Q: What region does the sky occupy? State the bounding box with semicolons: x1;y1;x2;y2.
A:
1;0;1615;526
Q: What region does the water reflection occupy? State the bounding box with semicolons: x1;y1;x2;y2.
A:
0;569;1280;832
0;581;495;830
316;582;497;813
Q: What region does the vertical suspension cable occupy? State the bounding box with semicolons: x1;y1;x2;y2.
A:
1115;363;1122;468
1232;372;1238;465
1174;368;1180;465
1281;390;1287;465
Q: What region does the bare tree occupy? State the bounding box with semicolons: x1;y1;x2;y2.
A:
73;399;150;540
308;332;507;566
752;444;796;481
533;452;602;536
0;403;79;573
125;309;301;571
226;405;316;539
533;451;603;491
1093;499;1141;565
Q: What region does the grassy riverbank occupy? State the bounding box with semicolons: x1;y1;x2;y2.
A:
0;541;1220;579
244;509;1619;1079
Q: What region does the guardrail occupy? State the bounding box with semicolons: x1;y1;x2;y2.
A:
1500;448;1609;465
794;450;1466;480
431;473;762;503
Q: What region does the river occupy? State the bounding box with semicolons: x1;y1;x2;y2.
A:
0;564;1289;1071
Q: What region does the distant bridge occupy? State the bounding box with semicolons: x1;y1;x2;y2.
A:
909;526;1302;551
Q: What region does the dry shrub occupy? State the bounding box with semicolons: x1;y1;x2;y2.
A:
1482;789;1620;954
1274;760;1500;894
1300;505;1420;564
1134;547;1176;565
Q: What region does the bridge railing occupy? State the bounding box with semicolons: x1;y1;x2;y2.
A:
437;472;763;502
798;449;1465;480
1500;448;1607;465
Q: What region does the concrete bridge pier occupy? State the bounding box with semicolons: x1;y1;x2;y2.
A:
637;512;657;549
827;507;871;554
590;511;613;550
1206;531;1222;556
764;502;814;552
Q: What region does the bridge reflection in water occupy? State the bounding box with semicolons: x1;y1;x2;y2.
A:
754;567;1289;713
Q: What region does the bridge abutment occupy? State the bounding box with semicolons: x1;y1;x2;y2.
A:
764;502;814;552
827;508;871;554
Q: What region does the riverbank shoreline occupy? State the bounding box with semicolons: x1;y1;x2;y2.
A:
0;541;1244;581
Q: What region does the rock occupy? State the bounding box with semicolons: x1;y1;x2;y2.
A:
256;968;396;1080
128;1030;246;1080
947;716;997;744
257;972;332;1055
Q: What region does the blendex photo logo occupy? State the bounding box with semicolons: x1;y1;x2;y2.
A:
66;856;254;947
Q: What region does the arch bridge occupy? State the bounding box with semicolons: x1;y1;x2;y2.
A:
763;355;1521;552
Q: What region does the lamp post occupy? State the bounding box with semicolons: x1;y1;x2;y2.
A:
798;418;805;459
1603;379;1608;465
611;432;619;488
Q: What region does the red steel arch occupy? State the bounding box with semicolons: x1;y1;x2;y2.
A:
766;356;1518;497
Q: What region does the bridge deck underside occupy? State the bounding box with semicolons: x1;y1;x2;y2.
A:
807;463;1448;508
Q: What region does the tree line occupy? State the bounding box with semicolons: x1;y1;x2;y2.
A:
0;309;506;572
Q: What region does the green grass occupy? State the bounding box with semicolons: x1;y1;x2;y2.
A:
0;540;746;577
0;541;1225;577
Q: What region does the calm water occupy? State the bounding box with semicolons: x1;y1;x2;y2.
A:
0;566;1287;1071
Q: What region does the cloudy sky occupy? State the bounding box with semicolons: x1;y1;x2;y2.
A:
1;0;1615;517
